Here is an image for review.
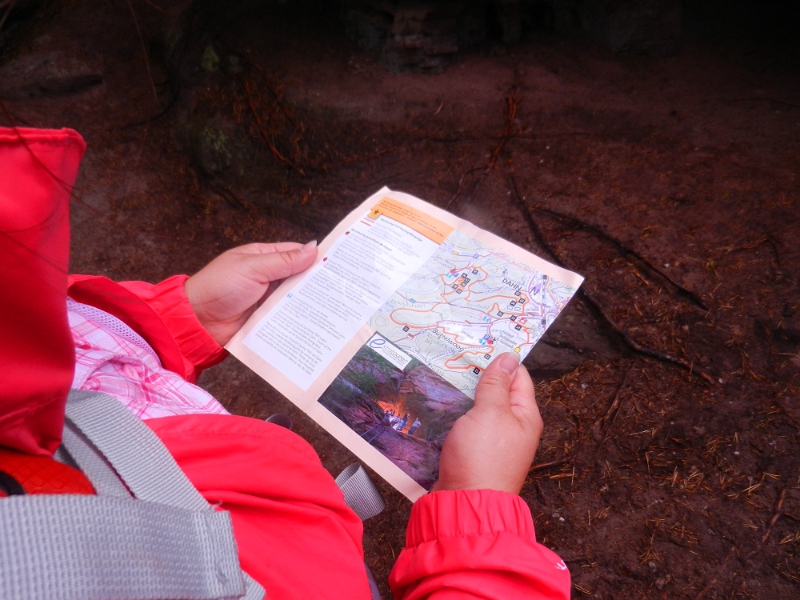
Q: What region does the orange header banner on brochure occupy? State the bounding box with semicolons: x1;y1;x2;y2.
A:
369;197;454;245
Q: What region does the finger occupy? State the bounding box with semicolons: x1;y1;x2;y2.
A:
473;352;519;411
508;365;542;428
235;242;306;256
244;243;318;284
508;364;536;410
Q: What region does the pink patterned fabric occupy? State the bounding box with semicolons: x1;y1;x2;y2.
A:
67;298;228;419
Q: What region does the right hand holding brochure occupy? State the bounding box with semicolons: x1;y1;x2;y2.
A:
227;188;584;500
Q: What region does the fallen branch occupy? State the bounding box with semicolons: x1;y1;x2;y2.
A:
124;0;158;102
509;164;714;384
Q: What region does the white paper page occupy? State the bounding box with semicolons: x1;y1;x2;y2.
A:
243;211;439;390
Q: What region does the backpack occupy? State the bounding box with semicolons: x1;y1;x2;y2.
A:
0;390;386;600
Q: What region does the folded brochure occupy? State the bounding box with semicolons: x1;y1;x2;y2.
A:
227;188;584;501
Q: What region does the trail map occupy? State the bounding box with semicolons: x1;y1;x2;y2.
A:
231;188;583;499
369;229;578;398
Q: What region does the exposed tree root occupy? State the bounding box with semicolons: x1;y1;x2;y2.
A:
509;164;714;385
527;204;709;311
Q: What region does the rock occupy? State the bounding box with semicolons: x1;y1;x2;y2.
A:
343;6;393;52
577;0;682;55
495;0;524;45
396;365;472;443
342;1;487;73
0;50;103;100
368;424;442;487
178;114;258;179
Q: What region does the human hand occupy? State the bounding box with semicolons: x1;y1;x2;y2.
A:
185;241;318;346
431;352;543;495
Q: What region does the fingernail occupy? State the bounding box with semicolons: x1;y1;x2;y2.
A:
301;240;318;253
496;352;520;376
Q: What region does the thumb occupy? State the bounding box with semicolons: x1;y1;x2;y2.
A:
246;240;318;284
473;352;520;411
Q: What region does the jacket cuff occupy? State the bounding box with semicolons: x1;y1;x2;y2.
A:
405;489;535;547
117;275;227;380
68;274;226;382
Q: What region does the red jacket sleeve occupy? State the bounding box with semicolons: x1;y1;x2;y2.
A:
67;274;226;383
147;414;370;600
389;490;571;600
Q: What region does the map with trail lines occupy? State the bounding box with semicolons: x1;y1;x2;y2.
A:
369;230;578;398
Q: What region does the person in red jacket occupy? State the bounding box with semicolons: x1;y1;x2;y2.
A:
0;126;571;599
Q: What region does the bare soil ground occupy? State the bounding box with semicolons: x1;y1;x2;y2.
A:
2;2;798;598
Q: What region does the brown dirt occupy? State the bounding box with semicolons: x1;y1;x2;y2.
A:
2;2;799;598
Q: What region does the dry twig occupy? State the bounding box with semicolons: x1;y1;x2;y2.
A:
529;458;571;473
747;488;788;558
596;365;635;443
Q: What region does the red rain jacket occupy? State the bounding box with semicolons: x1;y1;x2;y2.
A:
0;127;571;600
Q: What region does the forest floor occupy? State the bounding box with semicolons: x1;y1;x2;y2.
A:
2;1;798;598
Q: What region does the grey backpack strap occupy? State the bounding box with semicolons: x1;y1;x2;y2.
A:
62;390;265;600
60;420;132;497
64;389;210;510
0;495;246;600
335;463;385;521
335;464;385;600
0;390;265;600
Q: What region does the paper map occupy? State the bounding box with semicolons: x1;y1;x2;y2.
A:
228;188;584;500
370;229;578;398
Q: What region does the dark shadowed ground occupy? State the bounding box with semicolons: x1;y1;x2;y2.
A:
2;1;798;598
